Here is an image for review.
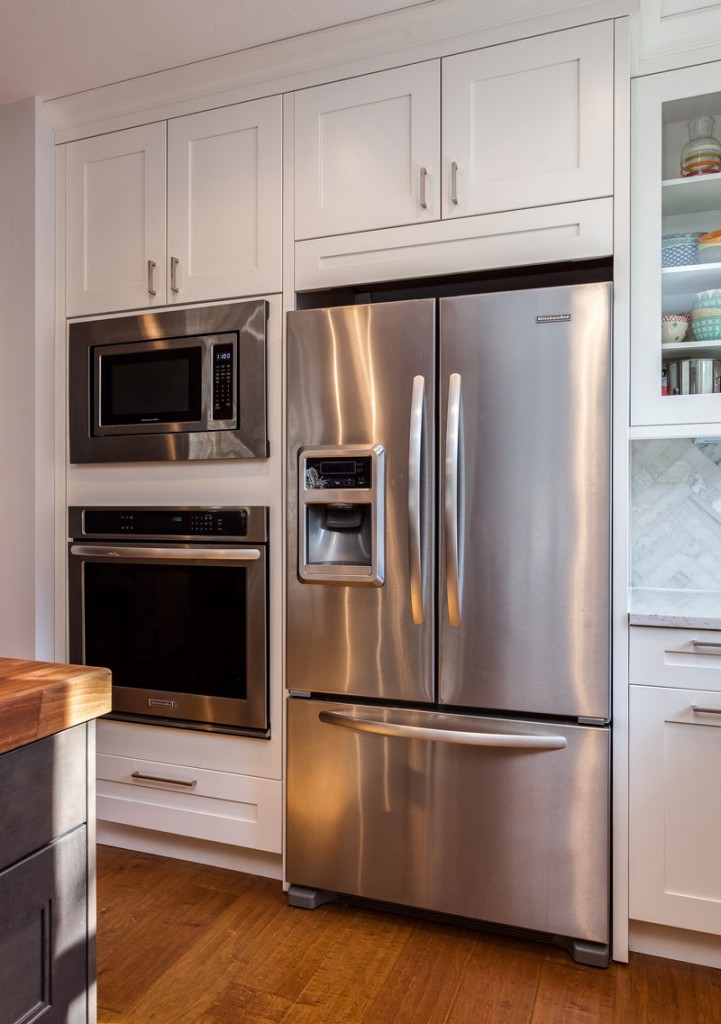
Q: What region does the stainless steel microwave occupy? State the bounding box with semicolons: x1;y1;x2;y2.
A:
69;301;268;463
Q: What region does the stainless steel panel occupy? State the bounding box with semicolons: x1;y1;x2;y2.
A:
439;284;611;719
287;698;610;944
68;300;268;463
286;301;435;703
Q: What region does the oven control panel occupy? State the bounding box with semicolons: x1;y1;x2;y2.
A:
72;505;264;540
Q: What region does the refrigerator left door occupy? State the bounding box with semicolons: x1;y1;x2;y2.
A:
286;300;436;703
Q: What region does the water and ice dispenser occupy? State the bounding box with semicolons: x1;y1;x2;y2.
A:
298;446;385;585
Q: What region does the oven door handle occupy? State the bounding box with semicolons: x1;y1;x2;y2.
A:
69;544;262;561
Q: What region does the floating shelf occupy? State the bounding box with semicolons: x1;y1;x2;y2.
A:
662;339;721;357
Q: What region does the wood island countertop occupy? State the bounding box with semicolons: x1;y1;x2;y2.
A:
0;657;112;756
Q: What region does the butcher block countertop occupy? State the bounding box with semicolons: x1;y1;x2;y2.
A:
0;657;112;756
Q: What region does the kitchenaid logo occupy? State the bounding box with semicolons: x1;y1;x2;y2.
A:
536;314;572;323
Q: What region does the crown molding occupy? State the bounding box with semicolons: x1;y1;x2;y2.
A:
46;0;637;143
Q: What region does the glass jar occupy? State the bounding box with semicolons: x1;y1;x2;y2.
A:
680;115;721;177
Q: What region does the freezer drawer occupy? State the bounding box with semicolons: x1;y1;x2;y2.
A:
286;699;610;946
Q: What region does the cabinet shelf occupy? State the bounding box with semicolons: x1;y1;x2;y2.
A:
662;174;721;216
662;339;721;357
662;261;721;311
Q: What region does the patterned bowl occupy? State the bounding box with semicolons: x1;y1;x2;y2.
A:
661;314;690;343
693;289;721;309
691;316;721;341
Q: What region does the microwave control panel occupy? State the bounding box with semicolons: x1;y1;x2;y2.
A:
212;341;235;421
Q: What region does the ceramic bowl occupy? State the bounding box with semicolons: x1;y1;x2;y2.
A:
691;316;721;341
661;313;690;343
693;289;721;309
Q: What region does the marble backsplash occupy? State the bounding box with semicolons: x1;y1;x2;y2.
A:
631;438;721;592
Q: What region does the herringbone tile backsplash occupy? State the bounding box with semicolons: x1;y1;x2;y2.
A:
631;438;721;591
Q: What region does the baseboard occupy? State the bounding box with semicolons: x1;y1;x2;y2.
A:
97;821;283;879
629;920;721;969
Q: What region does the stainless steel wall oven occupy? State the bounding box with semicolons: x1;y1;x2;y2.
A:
68;506;269;736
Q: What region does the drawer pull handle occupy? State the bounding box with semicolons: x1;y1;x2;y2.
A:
692;640;721;652
692;705;721;716
131;771;197;788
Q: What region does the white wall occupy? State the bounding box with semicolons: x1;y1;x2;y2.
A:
0;98;55;659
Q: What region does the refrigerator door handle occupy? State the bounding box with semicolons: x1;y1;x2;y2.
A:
445;372;462;627
318;710;568;750
408;374;425;624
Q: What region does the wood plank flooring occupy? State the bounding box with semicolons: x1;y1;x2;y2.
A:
96;846;721;1024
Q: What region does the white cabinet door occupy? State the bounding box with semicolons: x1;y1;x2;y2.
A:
294;61;440;239
66;123;166;316
167;97;282;303
441;22;614;219
629;684;721;935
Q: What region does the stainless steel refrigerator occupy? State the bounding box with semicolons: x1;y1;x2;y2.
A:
285;283;612;966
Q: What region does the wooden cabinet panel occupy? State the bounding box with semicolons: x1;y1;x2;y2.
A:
167;97;282;302
0;727;86;872
0;828;88;1024
66;123;167;315
629;683;721;935
294;61;440;239
441;22;614;219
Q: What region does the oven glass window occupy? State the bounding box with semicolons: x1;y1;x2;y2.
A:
84;562;247;699
99;347;202;425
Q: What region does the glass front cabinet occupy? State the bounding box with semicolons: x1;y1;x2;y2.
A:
632;62;721;430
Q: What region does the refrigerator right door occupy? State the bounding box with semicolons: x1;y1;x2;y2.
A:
439;284;611;720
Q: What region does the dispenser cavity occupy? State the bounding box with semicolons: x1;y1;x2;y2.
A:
298;446;385;585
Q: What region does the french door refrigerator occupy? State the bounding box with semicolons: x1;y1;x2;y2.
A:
285;283;612;966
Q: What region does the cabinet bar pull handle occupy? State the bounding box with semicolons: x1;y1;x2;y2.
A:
692;705;721;715
450;161;459;205
131;771;197;787
408;375;425;624
147;259;157;296
170;256;180;293
420;166;428;209
692;640;721;652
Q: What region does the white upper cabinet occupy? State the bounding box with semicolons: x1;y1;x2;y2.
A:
65;97;282;317
167;98;282;304
293;23;614;241
66;123;167;316
294;62;441;240
441;22;614;218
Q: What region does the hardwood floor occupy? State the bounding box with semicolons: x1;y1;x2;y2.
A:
96;846;721;1024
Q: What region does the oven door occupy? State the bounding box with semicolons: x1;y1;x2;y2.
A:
68;543;268;735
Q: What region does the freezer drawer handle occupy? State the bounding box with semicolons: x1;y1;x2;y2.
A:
445;372;462;627
70;544;261;561
408;374;425;624
318;710;567;749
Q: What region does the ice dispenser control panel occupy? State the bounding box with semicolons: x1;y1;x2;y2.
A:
299;447;385;586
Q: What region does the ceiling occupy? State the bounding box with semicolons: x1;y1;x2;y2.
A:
0;0;432;105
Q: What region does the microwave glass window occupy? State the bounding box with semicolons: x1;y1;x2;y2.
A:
84;562;248;700
99;347;202;425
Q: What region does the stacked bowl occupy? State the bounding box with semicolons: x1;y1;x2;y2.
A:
697;230;721;264
691;289;721;341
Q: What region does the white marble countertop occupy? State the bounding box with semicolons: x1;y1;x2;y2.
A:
629;589;721;630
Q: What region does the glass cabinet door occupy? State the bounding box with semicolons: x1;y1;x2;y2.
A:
632;63;721;429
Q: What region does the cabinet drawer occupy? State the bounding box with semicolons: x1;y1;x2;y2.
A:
630;626;721;691
96;753;281;853
0;726;87;872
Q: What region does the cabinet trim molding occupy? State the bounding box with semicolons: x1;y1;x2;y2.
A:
45;0;634;144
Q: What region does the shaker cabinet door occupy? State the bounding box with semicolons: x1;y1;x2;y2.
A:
629;684;721;935
167;96;282;303
294;61;440;239
66;122;167;316
441;21;614;218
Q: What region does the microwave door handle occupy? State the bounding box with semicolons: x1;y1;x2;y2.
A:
69;545;262;561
